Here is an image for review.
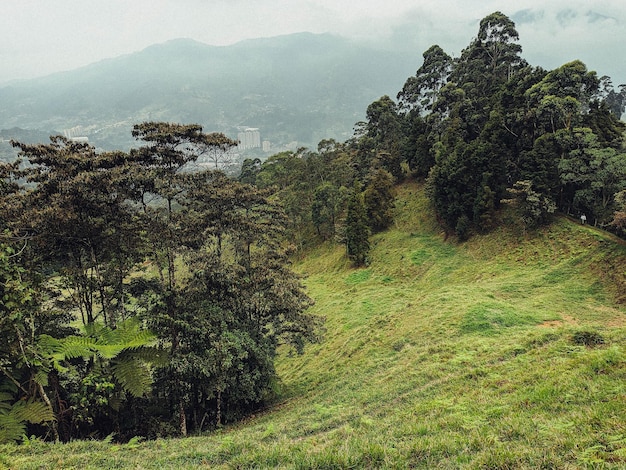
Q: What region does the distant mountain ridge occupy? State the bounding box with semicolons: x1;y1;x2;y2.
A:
0;33;415;151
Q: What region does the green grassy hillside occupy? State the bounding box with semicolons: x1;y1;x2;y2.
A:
4;181;626;469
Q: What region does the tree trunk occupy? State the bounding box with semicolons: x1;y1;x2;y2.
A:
216;389;222;428
179;400;187;436
38;380;59;442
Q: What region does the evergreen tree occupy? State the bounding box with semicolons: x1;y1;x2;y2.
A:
344;184;370;266
364;168;395;232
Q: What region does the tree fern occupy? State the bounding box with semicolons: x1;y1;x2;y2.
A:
0;395;55;444
38;334;96;363
111;356;152;398
40;318;160;398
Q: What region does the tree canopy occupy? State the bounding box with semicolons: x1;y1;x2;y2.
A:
0;123;321;442
1;9;626;446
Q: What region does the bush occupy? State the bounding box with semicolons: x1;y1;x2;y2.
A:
571;330;605;347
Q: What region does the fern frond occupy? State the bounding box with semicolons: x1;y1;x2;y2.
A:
94;344;126;360
125;347;169;368
106;318;157;349
84;322;106;338
119;329;157;350
0;413;26;444
111;358;152;398
37;334;60;355
84;318;157;359
12;399;55;424
0;393;13;412
0;399;54;444
55;336;98;361
33;370;49;387
38;334;97;362
0;381;18;394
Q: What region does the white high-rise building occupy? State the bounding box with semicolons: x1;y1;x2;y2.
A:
237;128;261;150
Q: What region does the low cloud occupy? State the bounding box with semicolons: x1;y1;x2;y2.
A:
1;0;624;86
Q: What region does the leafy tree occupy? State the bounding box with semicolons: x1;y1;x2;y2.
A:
315;139;354;187
583;100;625;148
239;157;262;185
610;190;626;237
0;243;57;443
312;182;342;239
603;81;626;119
475;11;524;81
344;183;370;266
398;45;452;113
526;60;600;134
503;180;556;232
11;137;140;328
364;169;395;232
197;132;237;169
558;128;626;224
428;139;505;239
154;171;319;431
451;11;525;110
4;121;321;441
365;96;402;147
127;123;246;436
359;96;404;182
400;111;434;177
6;135;164;440
517;133;562;201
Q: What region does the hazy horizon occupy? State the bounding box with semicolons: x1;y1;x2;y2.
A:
2;1;625;86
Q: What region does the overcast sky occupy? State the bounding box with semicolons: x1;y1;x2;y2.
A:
2;0;625;86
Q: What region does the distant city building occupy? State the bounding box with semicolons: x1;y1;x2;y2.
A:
285;141;299;152
237;128;261;150
63;126;84;139
262;140;271;152
63;125;90;143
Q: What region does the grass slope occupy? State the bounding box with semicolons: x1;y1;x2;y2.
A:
3;181;626;469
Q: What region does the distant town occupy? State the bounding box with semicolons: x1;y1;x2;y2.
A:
59;124;301;172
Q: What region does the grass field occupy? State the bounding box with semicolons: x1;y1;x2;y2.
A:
3;181;626;469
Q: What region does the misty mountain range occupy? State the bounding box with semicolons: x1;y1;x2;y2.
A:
0;33;415;152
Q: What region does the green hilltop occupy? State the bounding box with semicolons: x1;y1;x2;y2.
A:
5;180;626;468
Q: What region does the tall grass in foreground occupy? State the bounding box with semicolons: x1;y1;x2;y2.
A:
3;181;626;469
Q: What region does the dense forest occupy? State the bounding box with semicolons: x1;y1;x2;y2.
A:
1;11;625;443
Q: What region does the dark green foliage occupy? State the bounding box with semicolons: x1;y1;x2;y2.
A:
364;169;395;233
396;12;626;241
247;142;355;248
557;128;626;224
312;182;342;239
503;180;556;230
239;158;261;185
398;45;452;113
571;330;605;347
518;133;561;199
1;123;321;442
2;9;626;447
611;190;626;237
0;243;57;443
356;96;405;182
10;137;141;328
584;101;626;148
428;140;505;238
401;111;434;176
0;394;55;444
600;78;626;119
345;185;370;266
